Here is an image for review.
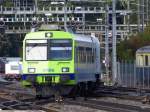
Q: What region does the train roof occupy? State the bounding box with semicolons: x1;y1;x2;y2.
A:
25;31;72;39
73;34;93;42
136;46;150;53
25;31;99;43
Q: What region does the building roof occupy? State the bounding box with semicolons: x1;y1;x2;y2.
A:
136;46;150;53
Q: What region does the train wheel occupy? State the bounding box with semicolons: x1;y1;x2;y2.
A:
52;85;63;103
84;82;88;101
35;85;42;99
95;74;100;87
78;82;88;100
87;81;94;95
69;85;78;100
36;94;42;99
54;90;62;103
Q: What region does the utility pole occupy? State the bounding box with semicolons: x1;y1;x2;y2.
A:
127;0;130;34
139;0;145;32
137;0;141;32
112;0;117;84
24;0;27;30
35;0;38;14
141;0;144;32
64;0;68;31
82;10;85;34
105;3;109;84
146;0;149;25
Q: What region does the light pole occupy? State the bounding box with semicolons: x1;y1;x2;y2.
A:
105;4;110;84
137;0;141;32
64;0;68;31
35;0;38;14
141;0;144;32
127;0;130;34
112;0;117;84
146;0;149;25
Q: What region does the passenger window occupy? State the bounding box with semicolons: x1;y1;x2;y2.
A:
86;47;92;63
92;48;94;63
145;55;148;66
138;55;144;66
78;47;85;63
82;47;86;63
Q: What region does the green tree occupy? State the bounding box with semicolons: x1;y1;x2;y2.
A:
1;0;13;7
117;27;150;61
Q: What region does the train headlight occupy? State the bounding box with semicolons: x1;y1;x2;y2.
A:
28;68;35;73
62;67;69;72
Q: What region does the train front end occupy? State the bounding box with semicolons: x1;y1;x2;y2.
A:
21;31;75;88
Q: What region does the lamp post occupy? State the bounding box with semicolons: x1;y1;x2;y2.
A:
105;4;110;85
64;0;68;31
112;0;117;85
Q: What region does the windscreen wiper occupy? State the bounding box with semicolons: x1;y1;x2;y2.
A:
27;43;38;53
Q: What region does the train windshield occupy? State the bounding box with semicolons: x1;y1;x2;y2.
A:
25;40;48;61
48;39;72;60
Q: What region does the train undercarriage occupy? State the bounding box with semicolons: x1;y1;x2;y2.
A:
35;78;101;102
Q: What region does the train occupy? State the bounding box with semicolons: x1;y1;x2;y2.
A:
0;58;21;81
5;61;22;80
136;45;150;87
21;25;101;100
136;46;150;67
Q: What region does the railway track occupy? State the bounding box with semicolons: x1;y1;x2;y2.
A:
0;82;59;111
98;85;150;94
64;98;150;112
1;82;150;112
0;97;60;111
1;96;150;112
95;86;150;102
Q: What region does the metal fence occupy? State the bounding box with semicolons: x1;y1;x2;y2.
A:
117;61;150;89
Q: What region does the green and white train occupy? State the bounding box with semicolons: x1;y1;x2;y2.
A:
21;25;101;98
